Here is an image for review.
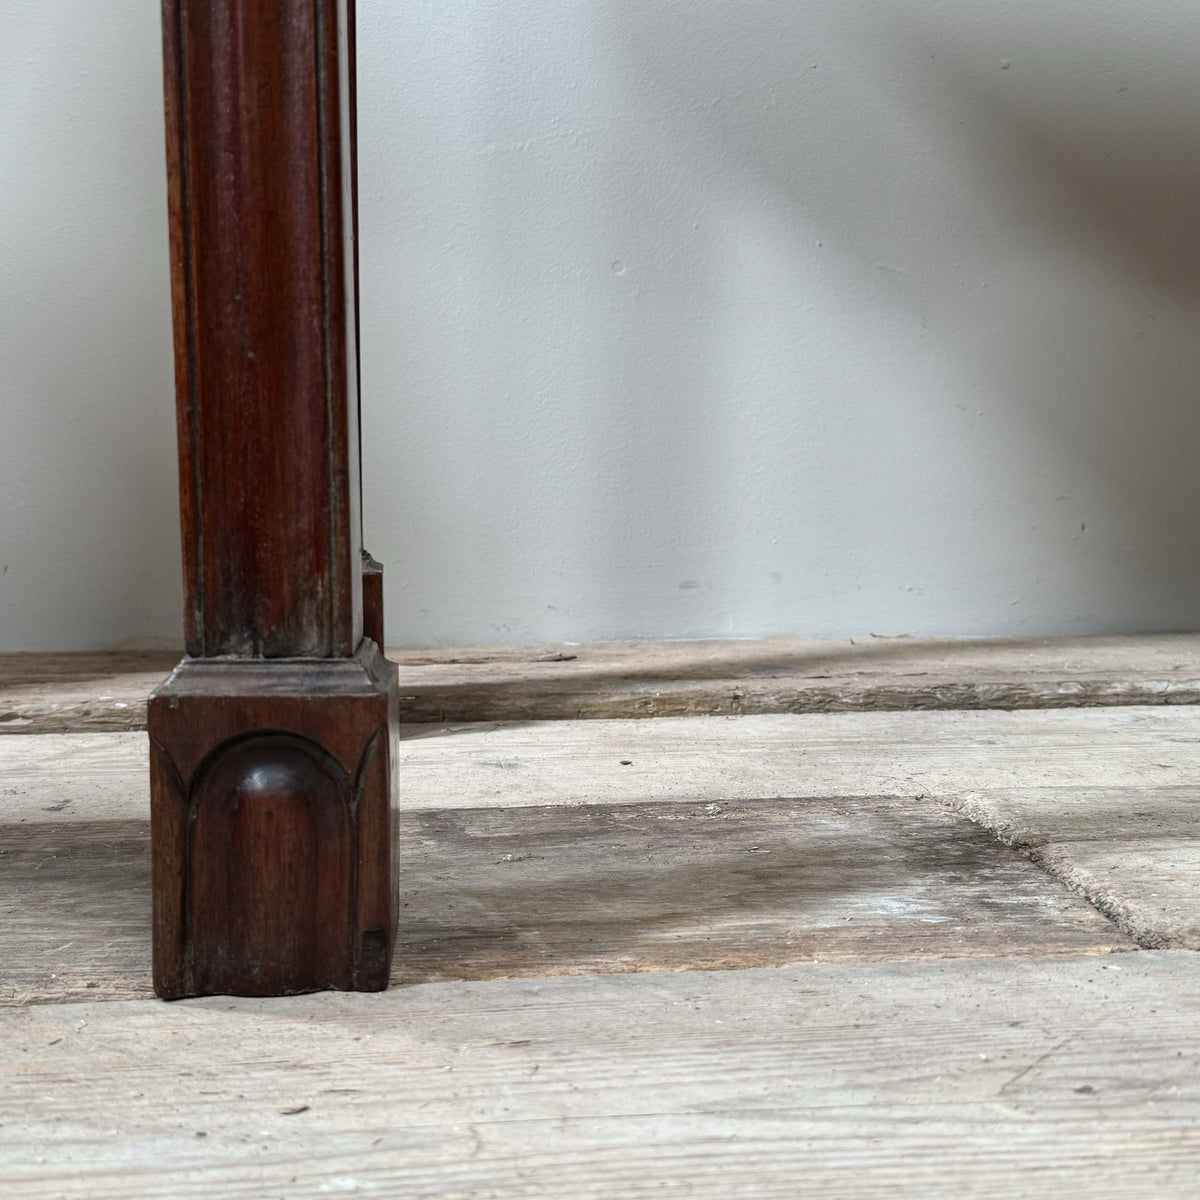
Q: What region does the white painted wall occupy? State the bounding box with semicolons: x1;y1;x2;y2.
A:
3;0;1200;651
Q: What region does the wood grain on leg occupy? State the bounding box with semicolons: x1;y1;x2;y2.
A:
152;0;396;998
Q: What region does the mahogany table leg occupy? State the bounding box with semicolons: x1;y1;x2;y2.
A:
361;551;386;649
149;0;398;998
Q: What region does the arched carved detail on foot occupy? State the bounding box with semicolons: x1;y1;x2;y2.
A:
186;734;354;995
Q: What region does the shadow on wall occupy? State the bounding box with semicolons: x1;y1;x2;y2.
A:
887;6;1200;624
14;2;1192;647
358;0;1200;642
587;0;1200;634
5;3;1200;649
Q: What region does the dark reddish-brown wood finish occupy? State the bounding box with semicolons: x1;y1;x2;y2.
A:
151;0;397;999
162;0;361;658
361;550;385;648
150;644;397;996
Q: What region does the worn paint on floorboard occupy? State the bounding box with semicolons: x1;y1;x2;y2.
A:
2;953;1199;1199
0;795;1129;1004
393;797;1130;983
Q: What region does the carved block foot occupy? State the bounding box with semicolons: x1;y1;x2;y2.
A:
148;640;398;999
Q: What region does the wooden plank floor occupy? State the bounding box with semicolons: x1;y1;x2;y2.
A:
5;632;1200;730
3;954;1200;1198
2;646;1200;1195
7;707;1198;959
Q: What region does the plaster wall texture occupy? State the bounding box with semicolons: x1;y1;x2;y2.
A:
2;1;1199;650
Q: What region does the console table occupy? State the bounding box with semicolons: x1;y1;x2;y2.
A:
148;0;399;998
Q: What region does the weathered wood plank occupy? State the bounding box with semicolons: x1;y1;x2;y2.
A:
0;793;1129;1005
0;820;150;1004
5;634;1200;732
7;705;1200;823
389;633;1200;721
0;653;177;733
392;797;1130;983
389;707;1200;811
0;732;149;824
2;952;1199;1198
945;785;1200;951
